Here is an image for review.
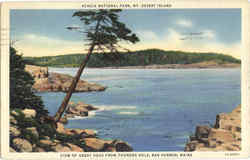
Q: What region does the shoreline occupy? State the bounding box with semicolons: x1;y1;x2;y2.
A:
92;62;240;69
25;65;106;92
10;103;133;152
47;62;241;70
91;64;240;69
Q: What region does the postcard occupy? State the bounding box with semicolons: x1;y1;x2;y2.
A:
0;0;250;159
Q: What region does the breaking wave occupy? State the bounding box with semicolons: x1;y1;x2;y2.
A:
95;105;137;111
118;111;140;115
68;105;137;120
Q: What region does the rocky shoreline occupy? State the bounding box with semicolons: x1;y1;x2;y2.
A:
10;65;131;152
10;107;132;152
25;65;106;92
185;105;241;151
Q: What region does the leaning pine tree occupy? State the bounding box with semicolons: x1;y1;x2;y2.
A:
54;9;139;122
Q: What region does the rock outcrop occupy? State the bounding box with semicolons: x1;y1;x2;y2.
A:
64;101;98;119
10;108;132;152
22;109;37;118
185;105;241;151
25;65;106;92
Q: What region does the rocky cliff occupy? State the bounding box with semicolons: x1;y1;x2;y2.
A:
25;65;106;92
185;105;241;151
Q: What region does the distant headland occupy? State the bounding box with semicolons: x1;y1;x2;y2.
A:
24;49;240;69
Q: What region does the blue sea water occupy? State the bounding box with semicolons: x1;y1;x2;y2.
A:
38;68;241;151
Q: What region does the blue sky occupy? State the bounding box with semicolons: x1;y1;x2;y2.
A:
10;9;241;58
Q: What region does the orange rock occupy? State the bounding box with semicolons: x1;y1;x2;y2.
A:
34;147;46;152
185;105;241;152
25;65;106;92
39;139;53;147
208;128;235;143
51;144;72;152
69;128;84;135
67;143;84;152
56;123;65;134
83;129;97;137
84;138;107;151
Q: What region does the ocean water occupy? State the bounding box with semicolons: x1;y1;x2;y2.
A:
38;68;241;151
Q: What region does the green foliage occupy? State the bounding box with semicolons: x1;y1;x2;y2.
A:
73;10;139;45
10;108;23;117
11;108;56;141
37;123;57;139
10;110;39;144
21;129;39;145
14;114;39;128
24;49;241;68
11;108;40;128
71;9;139;60
55;133;85;148
10;47;48;118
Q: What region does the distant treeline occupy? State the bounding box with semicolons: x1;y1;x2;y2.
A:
24;49;241;68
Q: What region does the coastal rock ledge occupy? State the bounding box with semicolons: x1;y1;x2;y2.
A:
10;109;132;152
64;101;98;119
25;65;106;92
185;105;241;151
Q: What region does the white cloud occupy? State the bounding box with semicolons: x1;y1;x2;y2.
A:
125;28;241;59
23;34;80;47
136;30;158;40
202;30;216;39
176;19;193;28
16;30;241;59
15;34;86;57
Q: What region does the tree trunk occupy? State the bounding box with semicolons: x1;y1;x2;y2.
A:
54;44;95;122
54;18;102;123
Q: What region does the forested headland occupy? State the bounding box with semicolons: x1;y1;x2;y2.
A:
24;49;241;68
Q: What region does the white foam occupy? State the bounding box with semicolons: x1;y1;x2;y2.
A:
67;116;88;120
67;110;97;120
118;111;140;115
88;110;97;116
67;105;137;120
96;105;137;111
